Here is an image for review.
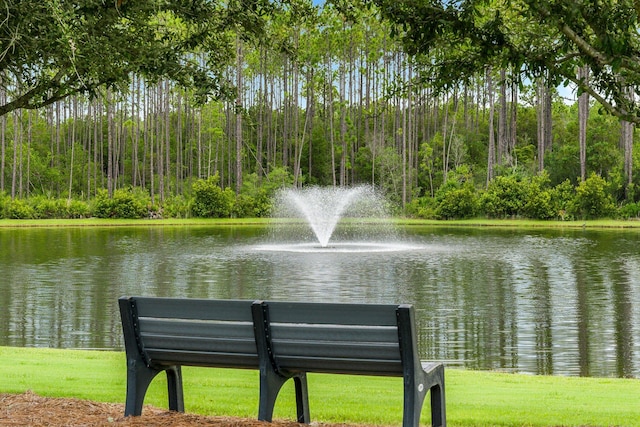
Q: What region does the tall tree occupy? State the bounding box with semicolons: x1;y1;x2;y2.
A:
578;66;590;182
0;0;278;117
486;68;496;184
371;0;640;125
235;36;244;194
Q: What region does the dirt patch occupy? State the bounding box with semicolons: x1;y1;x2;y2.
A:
0;391;370;427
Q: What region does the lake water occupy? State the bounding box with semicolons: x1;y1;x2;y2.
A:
1;224;639;378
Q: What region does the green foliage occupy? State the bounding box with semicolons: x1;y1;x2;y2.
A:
260;167;296;197
434;166;477;219
522;173;556;220
546;143;580;186
0;0;279;116
479;175;528;218
4;199;35;219
162;195;193;219
66;199;91;219
0;192;6;218
92;188;148;219
192;174;234;218
551;179;576;220
233;190;272;218
435;187;476;219
31;197;66;219
373;0;640;124
405;196;437;219
619;202;640;219
569;173;617;219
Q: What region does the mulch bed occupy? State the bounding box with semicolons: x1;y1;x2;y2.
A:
0;391;370;427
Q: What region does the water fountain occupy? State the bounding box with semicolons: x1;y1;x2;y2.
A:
256;185;419;253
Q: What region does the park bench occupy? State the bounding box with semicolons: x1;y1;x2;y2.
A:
118;296;446;427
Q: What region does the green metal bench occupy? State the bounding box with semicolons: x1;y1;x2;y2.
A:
118;296;446;427
252;300;445;427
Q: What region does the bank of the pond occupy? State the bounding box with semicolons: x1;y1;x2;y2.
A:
0;218;273;228
0;347;638;427
2;217;640;230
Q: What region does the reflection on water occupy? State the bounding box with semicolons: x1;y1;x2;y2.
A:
1;225;639;378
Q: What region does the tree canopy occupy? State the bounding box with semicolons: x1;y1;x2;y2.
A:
0;0;276;116
370;0;640;123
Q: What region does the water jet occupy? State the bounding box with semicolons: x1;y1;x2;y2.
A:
258;185;417;253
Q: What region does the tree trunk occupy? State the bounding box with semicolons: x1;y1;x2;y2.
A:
0;85;5;192
107;90;114;197
339;59;347;186
509;79;518;165
498;69;507;166
68;98;76;201
11;109;20;199
578;66;590;182
235;37;243;194
486;68;496;185
536;76;552;172
622;86;634;197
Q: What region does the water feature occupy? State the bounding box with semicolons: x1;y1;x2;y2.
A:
260;185;418;253
1;225;640;378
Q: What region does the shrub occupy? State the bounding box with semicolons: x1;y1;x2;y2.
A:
619;202;640;219
569;173;616;219
192;174;235;218
162;195;192;218
0;192;7;218
480;175;527;218
31;197;64;219
551;179;576;220
92;188;148;219
4;199;35;219
64;199;89;218
233;189;272;218
436;187;476;219
523;173;555;220
405;196;436;219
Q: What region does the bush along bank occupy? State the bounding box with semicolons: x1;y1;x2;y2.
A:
1;169;639;221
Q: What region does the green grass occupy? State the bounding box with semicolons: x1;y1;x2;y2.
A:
2;217;640;230
395;217;640;229
1;347;638;426
0;217;274;228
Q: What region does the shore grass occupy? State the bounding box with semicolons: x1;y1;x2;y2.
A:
2;217;640;230
1;347;638;426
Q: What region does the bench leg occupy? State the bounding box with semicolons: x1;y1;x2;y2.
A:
258;370;310;423
402;374;425;427
402;365;446;427
166;365;185;413
258;368;288;422
124;358;162;416
293;373;310;423
429;382;445;427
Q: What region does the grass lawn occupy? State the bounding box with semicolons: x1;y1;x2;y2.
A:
0;347;638;426
2;217;640;229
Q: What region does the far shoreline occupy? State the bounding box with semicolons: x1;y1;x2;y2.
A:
2;217;640;230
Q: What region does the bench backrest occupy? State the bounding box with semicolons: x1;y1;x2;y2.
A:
253;300;404;376
119;296;258;369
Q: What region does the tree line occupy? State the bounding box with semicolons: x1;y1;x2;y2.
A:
1;0;639;220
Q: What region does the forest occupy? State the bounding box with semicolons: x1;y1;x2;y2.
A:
1;0;639;220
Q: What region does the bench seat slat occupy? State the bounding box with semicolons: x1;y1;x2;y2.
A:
134;297;254;322
139;318;255;340
142;334;257;355
265;301;398;326
270;324;398;343
145;348;258;369
271;340;400;361
275;355;403;376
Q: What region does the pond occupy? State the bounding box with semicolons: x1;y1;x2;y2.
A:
1;224;639;378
